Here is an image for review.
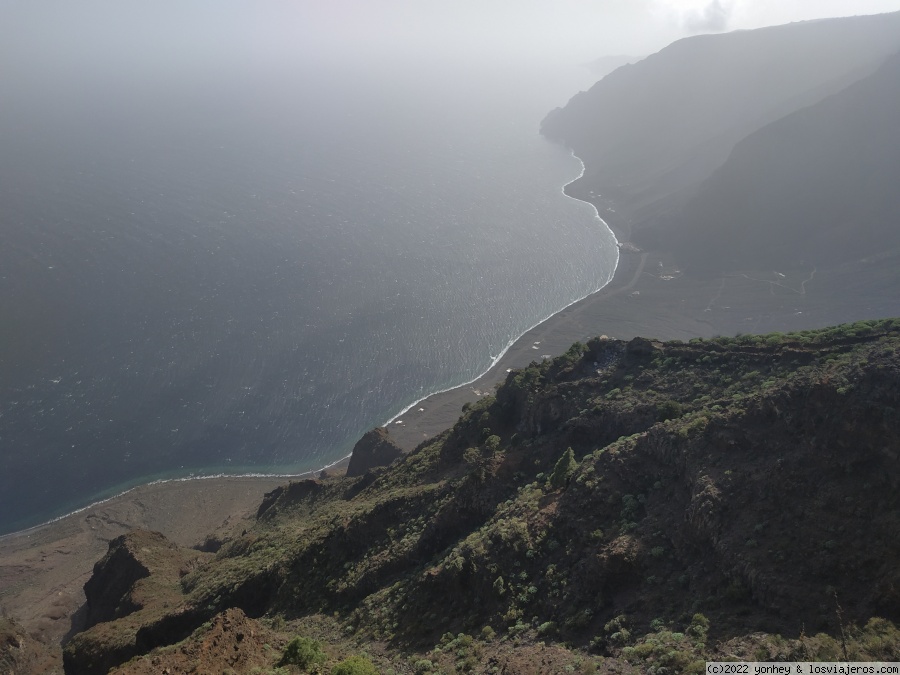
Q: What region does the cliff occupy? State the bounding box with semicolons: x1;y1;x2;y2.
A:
1;617;58;674
541;11;900;250
63;530;209;675
665;50;900;272
61;319;900;673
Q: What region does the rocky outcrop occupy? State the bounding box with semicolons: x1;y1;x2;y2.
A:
63;530;209;675
108;608;278;674
82;532;155;627
256;479;325;520
345;427;404;477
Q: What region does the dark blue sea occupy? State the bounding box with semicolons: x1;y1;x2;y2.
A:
0;56;617;534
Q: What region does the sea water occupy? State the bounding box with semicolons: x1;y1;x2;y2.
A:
0;60;616;535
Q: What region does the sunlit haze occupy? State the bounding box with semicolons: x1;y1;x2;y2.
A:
4;0;900;73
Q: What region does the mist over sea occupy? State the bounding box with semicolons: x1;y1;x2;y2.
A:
0;54;617;534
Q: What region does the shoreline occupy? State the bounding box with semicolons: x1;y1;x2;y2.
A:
0;152;623;648
0;473;301;653
4;144;897;651
386;154;646;449
384;152;619;427
0;152;608;543
383;149;898;450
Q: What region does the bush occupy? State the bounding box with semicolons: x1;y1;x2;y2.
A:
278;636;327;669
657;399;684;421
331;655;379;675
550;448;578;488
687;613;710;644
537;621;557;636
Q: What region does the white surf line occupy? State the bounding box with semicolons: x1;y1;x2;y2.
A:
705;278;727;312
384;152;619;426
0;156;616;541
733;273;804;295
2;160;614;539
800;266;817;295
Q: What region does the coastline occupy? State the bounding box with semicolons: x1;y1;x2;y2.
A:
4;147;897;652
0;153;620;648
0;466;358;650
384;150;899;450
0;153;608;542
384;153;619;428
386;153;642;449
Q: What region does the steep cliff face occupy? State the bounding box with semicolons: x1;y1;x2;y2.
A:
106;608;278;675
62;320;900;673
541;12;900;243
665;51;900;272
63;530;209;675
391;327;900;639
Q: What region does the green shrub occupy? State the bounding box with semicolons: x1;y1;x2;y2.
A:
331;655;379;675
550;448;578;488
537;621;557;636
278;636;327;669
657;399;684;421
687;613;710;644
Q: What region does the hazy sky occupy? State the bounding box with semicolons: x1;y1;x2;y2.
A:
255;0;900;64
4;0;900;74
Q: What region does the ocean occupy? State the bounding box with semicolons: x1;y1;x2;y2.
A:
0;58;617;535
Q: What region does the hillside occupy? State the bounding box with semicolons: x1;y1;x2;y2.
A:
541;12;900;236
663;50;900;273
47;319;900;674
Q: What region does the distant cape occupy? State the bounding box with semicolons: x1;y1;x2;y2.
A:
542;11;900;274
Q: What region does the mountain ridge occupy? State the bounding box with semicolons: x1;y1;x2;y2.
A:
542;11;900;236
52;319;900;674
660;49;900;272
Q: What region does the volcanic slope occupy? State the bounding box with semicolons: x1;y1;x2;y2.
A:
62;319;900;674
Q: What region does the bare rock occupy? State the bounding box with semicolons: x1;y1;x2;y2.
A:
346;427;403;477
